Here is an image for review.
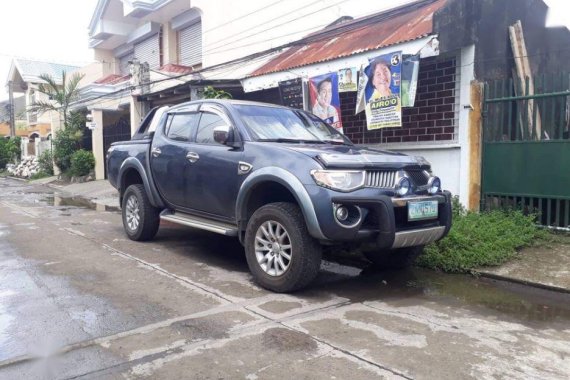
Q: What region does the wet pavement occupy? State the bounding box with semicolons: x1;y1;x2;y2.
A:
1;177;569;379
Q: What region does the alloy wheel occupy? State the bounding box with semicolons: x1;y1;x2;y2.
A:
254;220;292;276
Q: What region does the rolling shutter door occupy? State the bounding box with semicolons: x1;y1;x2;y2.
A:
178;21;202;66
134;34;160;69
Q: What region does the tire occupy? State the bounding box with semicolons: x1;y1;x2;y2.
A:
122;184;160;241
362;246;424;270
244;202;322;292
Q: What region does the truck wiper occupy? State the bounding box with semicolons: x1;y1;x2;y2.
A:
322;139;353;146
257;138;325;144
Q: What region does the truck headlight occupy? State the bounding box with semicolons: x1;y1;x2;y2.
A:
395;177;411;196
427;176;441;194
311;170;365;192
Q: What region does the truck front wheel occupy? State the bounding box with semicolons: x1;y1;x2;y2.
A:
244;202;322;292
122;184;160;241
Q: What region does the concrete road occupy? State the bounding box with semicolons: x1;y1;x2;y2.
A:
1;177;569;380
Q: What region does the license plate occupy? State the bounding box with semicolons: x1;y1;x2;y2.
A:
408;200;438;221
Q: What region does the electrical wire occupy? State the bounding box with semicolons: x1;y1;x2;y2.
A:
204;0;327;50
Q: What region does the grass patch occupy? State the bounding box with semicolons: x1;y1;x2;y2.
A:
29;171;53;181
417;197;549;272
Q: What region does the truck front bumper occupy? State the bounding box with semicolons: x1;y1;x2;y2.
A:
305;185;452;249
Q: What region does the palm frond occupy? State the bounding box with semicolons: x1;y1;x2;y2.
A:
64;72;85;105
27;100;59;115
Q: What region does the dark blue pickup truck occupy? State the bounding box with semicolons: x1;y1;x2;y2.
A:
107;99;451;292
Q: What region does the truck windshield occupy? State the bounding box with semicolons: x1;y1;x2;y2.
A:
234;104;352;145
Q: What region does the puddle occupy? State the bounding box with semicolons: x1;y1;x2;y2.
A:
314;260;570;325
44;195;120;213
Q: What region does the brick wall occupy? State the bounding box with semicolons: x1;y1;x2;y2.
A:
340;56;458;145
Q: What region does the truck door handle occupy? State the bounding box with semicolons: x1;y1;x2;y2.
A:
186;152;200;163
151;147;161;157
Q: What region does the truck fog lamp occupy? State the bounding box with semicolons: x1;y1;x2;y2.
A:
335;205;349;221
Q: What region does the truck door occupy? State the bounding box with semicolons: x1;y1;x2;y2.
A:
184;104;244;219
150;111;200;209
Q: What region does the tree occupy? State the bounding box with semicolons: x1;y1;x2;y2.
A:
202;86;232;99
28;71;84;127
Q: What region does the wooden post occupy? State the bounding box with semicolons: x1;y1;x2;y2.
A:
468;81;483;211
509;20;542;139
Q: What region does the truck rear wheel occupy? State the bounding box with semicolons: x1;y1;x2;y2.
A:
122;184;160;241
362;246;424;270
244;202;322;292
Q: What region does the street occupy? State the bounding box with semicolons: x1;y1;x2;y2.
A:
1;177;569;379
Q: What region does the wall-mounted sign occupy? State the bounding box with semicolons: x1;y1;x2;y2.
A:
278;78;304;109
86;122;97;130
308;72;343;133
357;51;403;130
338;67;358;92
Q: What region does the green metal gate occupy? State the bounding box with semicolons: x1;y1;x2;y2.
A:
481;73;570;229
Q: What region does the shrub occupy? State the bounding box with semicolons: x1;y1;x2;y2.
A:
70;149;95;177
52;126;82;172
38;150;54;175
0;137;21;169
417;198;548;272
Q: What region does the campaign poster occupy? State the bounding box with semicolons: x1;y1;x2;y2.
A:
338;67;358;92
401;54;420;107
360;51;403;130
308;72;343;132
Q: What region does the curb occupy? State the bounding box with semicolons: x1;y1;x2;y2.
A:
5;176;28;182
473;270;570;295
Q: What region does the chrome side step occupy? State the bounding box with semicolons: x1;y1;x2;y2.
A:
160;210;238;236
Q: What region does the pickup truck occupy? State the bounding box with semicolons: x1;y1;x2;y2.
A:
107;99;452;292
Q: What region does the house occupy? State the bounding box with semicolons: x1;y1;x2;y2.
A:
0;97;26;137
3;58;80;155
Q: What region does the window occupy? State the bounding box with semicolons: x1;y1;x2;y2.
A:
196;112;226;144
166;113;200;141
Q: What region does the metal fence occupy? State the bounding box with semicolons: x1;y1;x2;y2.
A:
481;73;570;229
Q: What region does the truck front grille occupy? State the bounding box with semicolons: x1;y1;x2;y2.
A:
365;169;429;189
365;170;398;188
406;170;429;186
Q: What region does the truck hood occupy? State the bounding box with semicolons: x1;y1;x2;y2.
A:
278;144;430;170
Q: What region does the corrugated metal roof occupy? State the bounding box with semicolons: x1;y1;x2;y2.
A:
13;58;80;84
250;0;447;77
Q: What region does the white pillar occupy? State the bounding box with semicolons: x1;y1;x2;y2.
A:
458;45;476;207
162;23;178;65
91;109;105;180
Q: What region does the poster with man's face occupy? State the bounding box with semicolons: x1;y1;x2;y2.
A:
308;72;343;132
338;67;358;92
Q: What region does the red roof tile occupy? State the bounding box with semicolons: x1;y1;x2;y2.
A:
250;0;447;77
159;63;193;74
94;74;130;85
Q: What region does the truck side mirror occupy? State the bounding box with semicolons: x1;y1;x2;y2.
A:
213;125;234;145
